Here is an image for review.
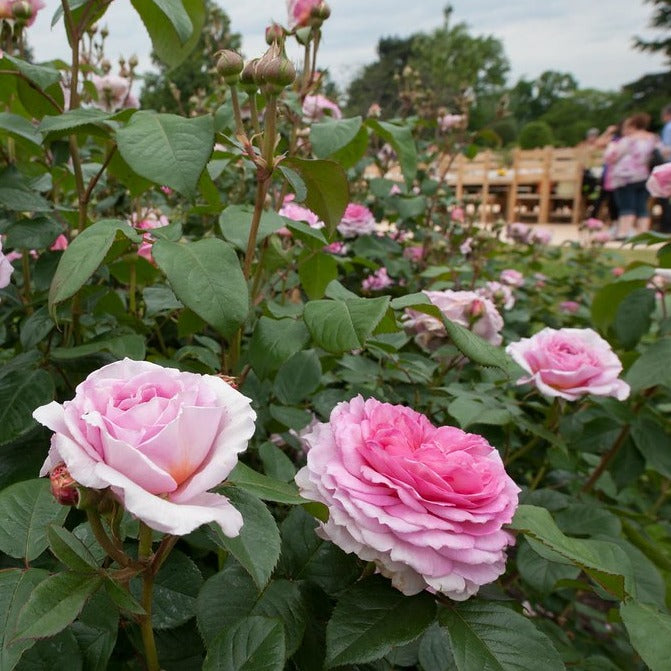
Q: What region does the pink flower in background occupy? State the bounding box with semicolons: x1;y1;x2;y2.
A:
584;217;604;231
34;359;256;536
324;241;348;255
611;266;625;277
302;94;342;122
0;241;15;289
295;396;520;600
437;113;465;132
160;186;173;196
646;163;671;198
591;231;611;244
389;184;402;196
403;245;424;262
506;327;630;401
533;272;548;288
477;281;515;310
459;237;473;255
362;267;393;291
531;228;553;245
450;206;465;222
130;208;169;263
500;269;524;288
507;222;531;243
50;234;68;251
337;203;376;238
286;0;320;29
90;73;134;112
0;0;44;25
279;195;324;230
559;300;581;314
404;290;504;349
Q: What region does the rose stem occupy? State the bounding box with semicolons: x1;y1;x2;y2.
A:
138;522;160;671
86;510;131;567
580;424;630;495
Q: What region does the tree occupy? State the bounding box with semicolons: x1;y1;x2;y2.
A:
635;0;671;63
140;1;241;113
518;120;554;148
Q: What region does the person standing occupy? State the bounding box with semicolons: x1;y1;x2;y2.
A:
604;113;660;238
657;104;671;232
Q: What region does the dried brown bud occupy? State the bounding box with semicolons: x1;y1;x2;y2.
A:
49;464;79;507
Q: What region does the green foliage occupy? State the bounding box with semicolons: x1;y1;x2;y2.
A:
518;120;554;148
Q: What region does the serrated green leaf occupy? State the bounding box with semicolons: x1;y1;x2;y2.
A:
325;576;436;667
613;288;655;349
39;108;115;137
226;462;306;506
0;112;41;145
47;525;99;571
14;572;102;641
0;167;51;212
153;238;248;338
71;590;119;671
203;615;286;671
439;600;564;671
116;110;213;197
0;479;68;562
219;204;287;251
366;119;417;186
273;350;322;405
206;488;281;590
620;600;671;671
248;317;310;379
298;250;338;300
0;369;54;446
625;338;671;391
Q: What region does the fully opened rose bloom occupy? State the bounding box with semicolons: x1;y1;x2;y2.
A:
506;328;630;401
91;73;135;112
33;359;256;536
279;195;324;233
295;396;520;600
302;94;342;122
646;163;671;198
362;267;393;292
404;290;504;349
337;203;377;238
500;268;524;288
0;240;15;289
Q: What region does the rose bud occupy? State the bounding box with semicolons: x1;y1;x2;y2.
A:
216;49;244;85
49;463;80;507
265;22;285;45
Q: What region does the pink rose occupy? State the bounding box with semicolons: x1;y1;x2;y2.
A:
507;222;531;243
1;0;44;25
584;217;604;231
295;396;520;599
437;113;464;132
500;269;524;288
33;359;256;536
362;267;393;292
477;281;515;310
559;300;581;314
450;206;465;222
302;94;342;122
286;0;320;29
506;327;630;401
0;240;15;289
90;73;133;112
531;228;553;245
324;241;348;255
646;163;671;198
279;194;324;230
403;245;424;262
459;237;473;255
337;203;376;238
130;208;169;264
403;290;504;349
612;266;624;277
591;231;611;244
50;234;69;251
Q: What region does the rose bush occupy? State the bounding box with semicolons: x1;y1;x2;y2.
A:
33;359;256;536
295;396;520;600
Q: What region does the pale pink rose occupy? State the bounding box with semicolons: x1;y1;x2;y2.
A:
459;237;473;255
0;241;15;289
591;231;611;244
367;103;382;118
50;234;68;251
477;281;515;310
404;290;504;349
90;73;132;112
648;268;671;292
33;359;256;536
506;327;630;401
612;266;624;277
389;184;402;196
450;206;465;222
534;272;548;288
559;300;581;314
337;203;376;238
286;0;320;29
584;217;604;231
295;396;520;600
279;194;324;230
646;163;671;198
403;245;424;262
500;269;524;288
1;0;44;25
437;113;464;132
160;185;173;196
302;94;342;123
531;228;553;245
324;241;348;255
362;267;393;292
0;1;12;19
130;208;169;263
507;222;532;244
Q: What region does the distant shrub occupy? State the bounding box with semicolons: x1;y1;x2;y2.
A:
518;120;554;148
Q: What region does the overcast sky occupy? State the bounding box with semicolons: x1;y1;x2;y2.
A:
30;0;668;93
